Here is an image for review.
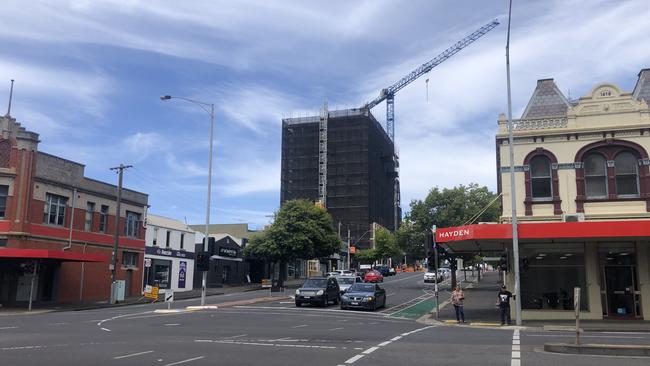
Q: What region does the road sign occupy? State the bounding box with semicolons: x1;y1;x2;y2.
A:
144;285;159;300
144;258;151;268
165;291;174;303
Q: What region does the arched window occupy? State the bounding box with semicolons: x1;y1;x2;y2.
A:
584;153;607;198
530;156;552;200
615;151;639;197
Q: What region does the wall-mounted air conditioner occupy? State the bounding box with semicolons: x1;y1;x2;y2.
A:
562;213;585;222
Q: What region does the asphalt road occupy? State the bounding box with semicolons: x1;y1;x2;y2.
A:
1;272;649;366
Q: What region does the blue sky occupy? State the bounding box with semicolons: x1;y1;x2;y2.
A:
2;0;649;229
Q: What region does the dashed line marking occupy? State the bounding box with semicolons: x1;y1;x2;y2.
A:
362;346;379;354
511;329;521;366
163;356;205;366
0;326;18;330
345;354;365;364
292;324;308;328
113;350;154;359
341;325;436;364
329;327;344;331
100;328;111;332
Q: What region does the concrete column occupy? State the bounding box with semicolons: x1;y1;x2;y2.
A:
636;241;650;320
584;242;603;319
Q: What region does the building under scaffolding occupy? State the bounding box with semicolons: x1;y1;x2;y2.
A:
281;108;400;250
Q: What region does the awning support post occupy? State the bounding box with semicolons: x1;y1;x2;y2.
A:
28;260;39;311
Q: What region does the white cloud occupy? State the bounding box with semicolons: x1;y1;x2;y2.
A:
220;159;280;197
124;132;165;161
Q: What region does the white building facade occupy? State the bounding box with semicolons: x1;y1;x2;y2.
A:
144;214;195;292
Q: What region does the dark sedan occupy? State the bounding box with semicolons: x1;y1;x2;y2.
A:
295;277;340;307
340;283;387;311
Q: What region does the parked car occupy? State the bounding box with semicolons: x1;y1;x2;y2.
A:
334;276;364;294
295;277;340;307
340;283;387;311
423;270;442;283
363;269;384;283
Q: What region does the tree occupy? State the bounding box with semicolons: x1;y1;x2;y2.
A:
354;248;378;264
374;227;400;262
243;199;340;286
395;219;426;263
406;183;500;287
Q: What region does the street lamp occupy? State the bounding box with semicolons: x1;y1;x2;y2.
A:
160;95;214;307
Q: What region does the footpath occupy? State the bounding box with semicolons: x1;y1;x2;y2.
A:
420;270;650;357
0;278;303;316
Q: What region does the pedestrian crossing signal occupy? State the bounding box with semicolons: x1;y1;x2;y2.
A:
196;252;210;271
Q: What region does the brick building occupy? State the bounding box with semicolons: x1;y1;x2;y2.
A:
0;114;148;306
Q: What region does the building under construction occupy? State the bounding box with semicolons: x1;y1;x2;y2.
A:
281;108;400;250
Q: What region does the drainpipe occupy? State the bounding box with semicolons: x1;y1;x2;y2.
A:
79;243;87;302
63;188;77;250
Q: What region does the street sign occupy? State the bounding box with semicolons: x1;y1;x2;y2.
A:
165;291;174;303
144;258;151;268
144;285;159;300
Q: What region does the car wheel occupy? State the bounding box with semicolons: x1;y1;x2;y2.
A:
322;295;328;307
333;295;340;305
295;301;301;307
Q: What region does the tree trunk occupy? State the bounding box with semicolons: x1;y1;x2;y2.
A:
278;259;287;288
451;269;457;290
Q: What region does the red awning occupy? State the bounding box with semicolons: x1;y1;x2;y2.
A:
435;220;650;253
0;249;107;262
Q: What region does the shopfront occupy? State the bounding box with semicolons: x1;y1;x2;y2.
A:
436;221;650;321
144;246;194;292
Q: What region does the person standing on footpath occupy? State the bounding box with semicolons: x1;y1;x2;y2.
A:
497;285;513;325
451;285;466;323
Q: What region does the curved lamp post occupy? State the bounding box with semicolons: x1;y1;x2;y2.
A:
160;95;214;307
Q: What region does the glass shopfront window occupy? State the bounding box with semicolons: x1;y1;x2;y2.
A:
598;243;640;318
151;259;172;289
520;243;587;310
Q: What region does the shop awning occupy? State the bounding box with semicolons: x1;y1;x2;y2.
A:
435;220;650;254
0;249;107;262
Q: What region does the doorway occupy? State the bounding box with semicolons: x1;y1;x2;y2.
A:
602;266;640;318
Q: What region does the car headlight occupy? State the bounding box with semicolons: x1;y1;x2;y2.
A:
295;289;300;295
316;290;324;295
365;296;374;301
341;295;348;300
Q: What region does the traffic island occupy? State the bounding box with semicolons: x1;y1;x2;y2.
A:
544;342;650;357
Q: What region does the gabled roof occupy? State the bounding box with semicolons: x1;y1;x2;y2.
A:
633;68;650;103
521;79;572;118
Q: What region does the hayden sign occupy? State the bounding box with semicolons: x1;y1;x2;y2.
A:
436;227;472;242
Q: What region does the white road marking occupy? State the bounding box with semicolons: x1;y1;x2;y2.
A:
223;334;247;339
194;339;336;349
163;356;205;366
329;327;344;331
345;354;365;364
292;324;308;328
0;326;18;330
526;334;644;339
377;341;391;347
362;347;378;354
113;350;154;359
48;322;67;326
101;328;111;332
163;324;181;326
511;329;520;366
390;336;402;341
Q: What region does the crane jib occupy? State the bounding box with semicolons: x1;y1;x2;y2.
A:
363;19;500;111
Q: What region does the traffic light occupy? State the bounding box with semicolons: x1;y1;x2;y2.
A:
498;252;509;272
196;252;210;271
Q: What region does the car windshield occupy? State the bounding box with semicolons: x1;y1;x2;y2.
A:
336;277;355;284
302;279;327;288
349;284;375;292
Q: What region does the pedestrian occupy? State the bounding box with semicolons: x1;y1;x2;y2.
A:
451;285;466;323
497;285;513;325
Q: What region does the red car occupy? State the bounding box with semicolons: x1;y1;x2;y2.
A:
364;270;384;283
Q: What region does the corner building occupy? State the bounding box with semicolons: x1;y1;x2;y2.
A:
436;69;650;321
0;115;148;306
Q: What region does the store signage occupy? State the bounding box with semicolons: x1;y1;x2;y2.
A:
178;261;187;288
146;246;195;259
436;227;471;241
218;247;238;258
144;258;152;268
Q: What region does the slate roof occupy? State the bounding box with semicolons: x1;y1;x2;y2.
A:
633;68;650;103
521;78;571;119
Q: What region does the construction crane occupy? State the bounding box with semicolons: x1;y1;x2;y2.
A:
363;19;500;141
361;19;500;232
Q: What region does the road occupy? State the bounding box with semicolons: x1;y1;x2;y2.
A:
1;272;649;365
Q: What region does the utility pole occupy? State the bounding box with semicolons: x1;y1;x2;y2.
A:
347;227;351;270
109;164;132;304
432;225;439;319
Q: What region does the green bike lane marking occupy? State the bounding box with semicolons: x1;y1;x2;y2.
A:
388;298;436;319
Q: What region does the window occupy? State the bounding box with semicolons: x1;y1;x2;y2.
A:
85;202;95;231
584;153;608;198
520;243;587;311
180;233;185;250
165;230;171;248
615;152;639;197
125;211;140;238
99;205;109;233
0;185;8;219
43;193;67;226
530;156;552;200
122;251;138;267
153;227;158;246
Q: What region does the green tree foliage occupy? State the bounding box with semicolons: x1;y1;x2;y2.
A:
354;248;378;264
243;200;340;285
407;183;500;233
395;219;426;260
374;227;400;260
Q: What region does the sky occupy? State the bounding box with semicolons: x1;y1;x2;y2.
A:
2;0;649;229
